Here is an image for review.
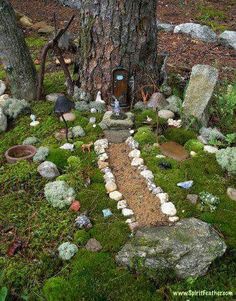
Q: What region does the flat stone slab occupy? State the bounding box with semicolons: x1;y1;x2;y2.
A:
116;218;226;279
104;130;131;143
99;111;134;130
160;141;189;161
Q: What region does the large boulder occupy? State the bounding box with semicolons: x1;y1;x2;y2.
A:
219;31;236;50
182;65;218;125
174;23;217;43
147;92;167;110
116;218;226;279
0;108;7;132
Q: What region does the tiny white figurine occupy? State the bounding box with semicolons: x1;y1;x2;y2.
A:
30;114;40;127
95;91;105;104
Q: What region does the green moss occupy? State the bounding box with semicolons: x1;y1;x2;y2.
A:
164;127;197;145
184;139;204;152
44;71;66;95
74;230;90;245
43;277;75;301
47;148;71;170
134;126;157;146
26;36;46;49
0;67;6;80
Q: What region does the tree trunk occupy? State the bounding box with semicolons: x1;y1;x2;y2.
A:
0;0;37;101
77;0;159;104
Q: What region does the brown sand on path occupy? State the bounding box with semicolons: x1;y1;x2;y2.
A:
108;143;168;227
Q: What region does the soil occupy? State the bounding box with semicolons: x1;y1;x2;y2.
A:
9;0;236;81
108;143;168;227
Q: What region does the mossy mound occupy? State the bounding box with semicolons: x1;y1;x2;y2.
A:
184;139;204;152
164;127;197;145
134;126;157;146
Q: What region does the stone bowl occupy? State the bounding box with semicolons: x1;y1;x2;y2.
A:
5;145;37;164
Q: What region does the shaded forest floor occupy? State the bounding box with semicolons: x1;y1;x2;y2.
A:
9;0;236;81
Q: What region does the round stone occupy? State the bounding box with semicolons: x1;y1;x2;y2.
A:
109;191;123;201
98;160;109;170
227;187;236;201
128;149;141;158
204;145;218;154
169;216;180;223
157;193;169;204
140;170;154;181
122;208;134;217
161;202;177;216
37;161;60;179
98;153;108;162
158;109;175;120
131;157;144;167
105;181;117;193
117;200;127;210
60;112;76;122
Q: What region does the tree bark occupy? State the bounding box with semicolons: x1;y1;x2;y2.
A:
77;0;159;103
0;0;37;100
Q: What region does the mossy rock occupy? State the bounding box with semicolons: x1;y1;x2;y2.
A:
184;139;204;152
164;128;197;145
43;277;75;301
134;126;157;146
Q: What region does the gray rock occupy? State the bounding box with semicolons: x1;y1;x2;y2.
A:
174;23;217;43
134;101;147;111
186;194;198;205
71;125;85;137
22;136;39;146
99;111;134;130
182;65;218;125
219;31;236;50
0;108;7;132
199;127;225;143
116;218;226;279
0;80;6;96
57;0;82;9
165;95;182;113
0;94;10;107
157;21;175;32
85;238;102;252
147;92;167;110
158;109;174;120
37;161;60;179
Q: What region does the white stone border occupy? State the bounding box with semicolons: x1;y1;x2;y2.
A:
125;137;179;223
94;139;138;231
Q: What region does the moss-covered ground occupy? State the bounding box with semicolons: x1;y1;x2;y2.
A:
0;34;235;300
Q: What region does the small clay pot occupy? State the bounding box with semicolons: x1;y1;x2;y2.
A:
5;145;37;164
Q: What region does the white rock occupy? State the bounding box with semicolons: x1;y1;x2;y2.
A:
98;153;108;161
94;139;109;150
157;193;169;204
152;187;163;195
204;145;218;154
0;94;9;107
174;23;217;43
0;80;6;96
122;208;134;217
156;154;166;159
37;161;60;179
109;191;123;201
140;170;154;181
89;117;96;124
169;216;180;223
137;165;147;171
30;121;40;127
219;30;236;50
128;149;141;158
158;109;175;120
90;108;97;113
117;200;127;210
60;143;74;151
125;217;136;224
190;151;197;157
125;137;139;149
105;181;117;193
161;202;177;217
168;118;182;128
104;172;115;182
131;157;144;167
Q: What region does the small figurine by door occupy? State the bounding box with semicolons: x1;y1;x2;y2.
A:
112;67;129;108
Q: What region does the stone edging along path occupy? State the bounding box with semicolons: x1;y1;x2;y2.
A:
94;137;179;231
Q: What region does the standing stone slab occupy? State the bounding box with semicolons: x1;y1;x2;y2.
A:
183;65;218;125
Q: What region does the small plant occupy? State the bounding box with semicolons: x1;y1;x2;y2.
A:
164;128;197;145
2;98;30;119
74;230;90;245
216;147;236;175
58;242;78;260
44;180;75;209
225;133;236;146
199;192;220;212
134;126;156;146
